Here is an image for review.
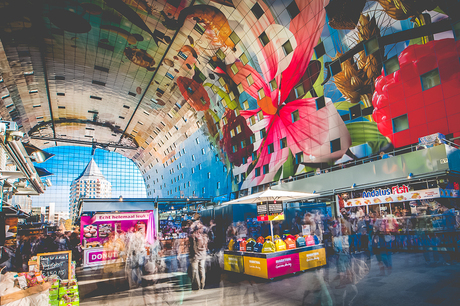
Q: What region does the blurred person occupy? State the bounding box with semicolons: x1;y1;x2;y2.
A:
207;219;218;254
69;232;82;266
236;221;248;239
290;218;301;235
126;227;147;289
55;233;69;251
372;218;393;275
188;221;208;290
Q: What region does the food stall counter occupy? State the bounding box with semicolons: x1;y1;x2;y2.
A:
224;245;326;279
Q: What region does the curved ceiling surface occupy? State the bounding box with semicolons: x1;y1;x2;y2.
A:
1;0;459;198
0;0;258;163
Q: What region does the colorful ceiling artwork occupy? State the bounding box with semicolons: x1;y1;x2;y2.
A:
0;0;459;199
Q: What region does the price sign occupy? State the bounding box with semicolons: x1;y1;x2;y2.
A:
37;251;72;280
257;202;268;215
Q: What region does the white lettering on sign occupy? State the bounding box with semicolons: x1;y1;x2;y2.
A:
306;252;320;262
93;212;150;222
249;260;260;264
275;258;291;264
363;185;408;198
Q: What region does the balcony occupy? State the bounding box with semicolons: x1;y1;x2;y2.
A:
272;144;460;195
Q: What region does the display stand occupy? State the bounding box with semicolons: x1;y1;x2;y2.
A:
0;283;51;305
224;245;326;280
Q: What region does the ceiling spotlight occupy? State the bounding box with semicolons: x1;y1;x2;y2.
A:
407;173;413;179
351;183;356;188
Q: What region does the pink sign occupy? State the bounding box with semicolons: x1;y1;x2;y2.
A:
266;253;300;278
84;249;119;266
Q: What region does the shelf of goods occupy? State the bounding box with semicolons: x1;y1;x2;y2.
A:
224;245;326;279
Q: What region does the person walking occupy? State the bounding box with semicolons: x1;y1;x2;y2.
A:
188;221;208;290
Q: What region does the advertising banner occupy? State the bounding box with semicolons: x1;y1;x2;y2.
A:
338;187;444;208
93;212;150;222
84;248;119;267
224;254;244;273
299;248;327;271
244;256;268;278
266;253;300;279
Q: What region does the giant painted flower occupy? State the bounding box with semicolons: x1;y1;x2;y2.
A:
227;0;351;187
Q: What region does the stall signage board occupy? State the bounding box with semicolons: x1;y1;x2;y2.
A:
266;253;300;279
84;248;119;267
257;201;285;221
224;254;244;273
37;251;71;280
93;212;150;222
243;256;268;278
299;248;326;271
339;188;443;208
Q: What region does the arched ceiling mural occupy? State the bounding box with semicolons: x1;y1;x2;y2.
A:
0;0;459;198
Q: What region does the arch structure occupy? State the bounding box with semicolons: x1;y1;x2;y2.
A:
0;0;459;200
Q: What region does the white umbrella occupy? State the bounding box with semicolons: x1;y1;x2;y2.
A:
223;188;319;205
222;188;319;241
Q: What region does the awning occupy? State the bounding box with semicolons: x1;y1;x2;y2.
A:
222;188;319;205
81;199;156;213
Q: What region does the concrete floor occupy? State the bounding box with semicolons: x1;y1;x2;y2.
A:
77;252;460;306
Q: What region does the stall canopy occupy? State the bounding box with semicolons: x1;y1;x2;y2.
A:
81;199;156;213
223;188;320;205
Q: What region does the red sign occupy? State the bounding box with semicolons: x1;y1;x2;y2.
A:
266;253;300;278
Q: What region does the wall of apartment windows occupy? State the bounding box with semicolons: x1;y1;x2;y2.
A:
32;146;146;213
147;129;232;199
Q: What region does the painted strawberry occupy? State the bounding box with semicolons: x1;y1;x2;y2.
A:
372;39;460;147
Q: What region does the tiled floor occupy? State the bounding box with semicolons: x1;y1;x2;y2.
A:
78;252;460;306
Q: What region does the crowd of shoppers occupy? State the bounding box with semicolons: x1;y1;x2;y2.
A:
1;231;82;272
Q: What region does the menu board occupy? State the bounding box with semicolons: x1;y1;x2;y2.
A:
257;202;268;215
257;202;284;221
37;251;72;280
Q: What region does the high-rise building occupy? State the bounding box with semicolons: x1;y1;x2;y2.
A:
69;159;111;221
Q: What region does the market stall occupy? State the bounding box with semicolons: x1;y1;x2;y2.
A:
336;184;459;217
224;245;326;279
222;189;325;279
79;199;160;267
0;250;80;306
80;211;155;267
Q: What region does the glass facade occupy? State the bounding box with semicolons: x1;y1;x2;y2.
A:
32;146;146;213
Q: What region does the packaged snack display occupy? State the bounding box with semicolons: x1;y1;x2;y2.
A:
256;236;265;244
254;242;263;252
228;239;235;251
296;236;306;247
246;239;256;251
305;235;315;246
285;238;296;249
274;239;286;251
261;241;276;253
239;240;247;251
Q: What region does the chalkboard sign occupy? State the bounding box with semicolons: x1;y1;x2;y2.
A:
37;251;72;280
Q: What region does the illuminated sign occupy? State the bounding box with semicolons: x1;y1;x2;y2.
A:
362;185;409;198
